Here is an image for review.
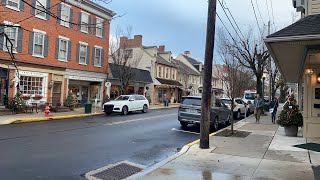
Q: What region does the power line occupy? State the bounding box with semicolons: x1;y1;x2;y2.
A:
250;0;263;35
255;0;265;26
219;0;246;41
216;13;236;43
217;0;245;41
265;0;271;22
269;0;275;25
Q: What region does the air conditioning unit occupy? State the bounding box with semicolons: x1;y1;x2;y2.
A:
292;0;305;13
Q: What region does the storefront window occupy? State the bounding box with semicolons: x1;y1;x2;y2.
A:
90;85;100;100
19;76;43;95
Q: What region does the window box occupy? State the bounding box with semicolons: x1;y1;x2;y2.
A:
20;94;31;100
32;94;43;100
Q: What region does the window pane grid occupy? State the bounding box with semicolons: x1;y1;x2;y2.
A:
94;48;101;66
4;27;17;51
79;44;87;64
19;76;43;95
7;0;19;8
81;13;89;32
61;5;70;27
34;33;44;56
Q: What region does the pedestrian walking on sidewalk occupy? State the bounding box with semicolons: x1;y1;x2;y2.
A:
254;94;264;123
270;97;279;124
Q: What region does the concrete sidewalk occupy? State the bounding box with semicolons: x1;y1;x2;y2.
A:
137;112;319;180
0;104;180;125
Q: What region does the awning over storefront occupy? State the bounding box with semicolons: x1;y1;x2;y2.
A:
264;14;320;83
109;63;153;84
156;78;183;87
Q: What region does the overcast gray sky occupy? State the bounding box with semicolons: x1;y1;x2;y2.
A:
107;0;298;63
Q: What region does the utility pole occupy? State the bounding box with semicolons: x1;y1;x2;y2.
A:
200;0;217;149
268;21;272;102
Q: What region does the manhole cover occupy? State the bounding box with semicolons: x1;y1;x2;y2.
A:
85;161;144;180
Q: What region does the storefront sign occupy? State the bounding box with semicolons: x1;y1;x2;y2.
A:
67;75;104;82
18;71;48;77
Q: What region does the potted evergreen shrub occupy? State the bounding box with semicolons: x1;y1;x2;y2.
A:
277;98;303;137
66;93;75;110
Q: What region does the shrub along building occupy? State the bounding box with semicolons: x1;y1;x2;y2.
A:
0;0;115;109
114;36;182;104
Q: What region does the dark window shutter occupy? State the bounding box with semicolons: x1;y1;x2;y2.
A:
69;8;73;28
31;0;36;15
93;18;96;36
46;0;50;20
101;48;104;67
78;12;82;30
102;22;105;37
43;35;48;57
76;43;80;63
20;1;25;11
92;47;95;65
0;27;4;51
57;3;62;24
87;15;91;33
55;38;59;59
86;45;90;65
17;27;23;52
67;40;71;61
28;32;34;54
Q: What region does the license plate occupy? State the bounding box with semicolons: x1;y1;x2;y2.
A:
187;109;198;113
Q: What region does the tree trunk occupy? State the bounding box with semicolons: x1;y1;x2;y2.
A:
256;77;263;96
231;99;234;135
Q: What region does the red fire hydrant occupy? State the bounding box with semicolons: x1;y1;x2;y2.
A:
44;105;50;117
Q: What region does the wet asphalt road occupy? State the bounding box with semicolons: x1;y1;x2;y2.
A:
0;108;217;180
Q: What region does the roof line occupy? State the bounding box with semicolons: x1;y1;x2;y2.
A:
264;34;320;43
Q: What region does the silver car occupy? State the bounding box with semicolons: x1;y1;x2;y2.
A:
178;96;232;130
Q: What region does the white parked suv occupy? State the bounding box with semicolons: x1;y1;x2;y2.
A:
220;98;250;119
103;95;149;115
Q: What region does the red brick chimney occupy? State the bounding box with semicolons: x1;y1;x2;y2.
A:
184;51;190;57
119;35;143;48
159;45;165;53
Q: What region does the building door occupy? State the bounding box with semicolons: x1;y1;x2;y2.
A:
158;89;167;103
52;82;62;106
81;86;88;105
0;77;6;106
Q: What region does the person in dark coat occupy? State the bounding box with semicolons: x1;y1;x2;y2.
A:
270;97;279;124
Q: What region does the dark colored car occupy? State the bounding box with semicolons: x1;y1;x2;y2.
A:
178;96;232;130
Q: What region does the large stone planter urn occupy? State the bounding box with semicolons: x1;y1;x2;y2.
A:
284;126;298;137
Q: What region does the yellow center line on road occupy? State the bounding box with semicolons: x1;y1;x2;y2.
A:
104;113;177;125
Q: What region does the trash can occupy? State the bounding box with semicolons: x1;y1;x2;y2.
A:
85;102;92;114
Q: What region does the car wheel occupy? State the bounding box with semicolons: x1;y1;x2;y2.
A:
142;104;148;113
214;117;219;131
180;121;188;128
236;110;241;119
122;106;128;116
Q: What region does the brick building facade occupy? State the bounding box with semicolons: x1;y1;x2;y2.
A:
0;0;114;108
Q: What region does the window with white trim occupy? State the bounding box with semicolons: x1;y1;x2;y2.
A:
81;13;89;33
95;18;103;37
20;76;43;95
60;4;70;27
94;47;102;66
6;0;19;9
158;66;162;78
58;39;68;61
3;26;18;52
172;69;176;80
33;32;45;56
35;0;47;19
165;67;170;79
79;44;87;64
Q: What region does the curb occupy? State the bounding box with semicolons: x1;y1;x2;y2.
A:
126;117;251;180
11;113;103;124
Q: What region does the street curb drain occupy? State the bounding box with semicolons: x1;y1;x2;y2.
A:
85;161;145;180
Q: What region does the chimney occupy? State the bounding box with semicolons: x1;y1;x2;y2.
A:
119;36;128;48
184;51;190;57
159;45;165;53
133;35;143;47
